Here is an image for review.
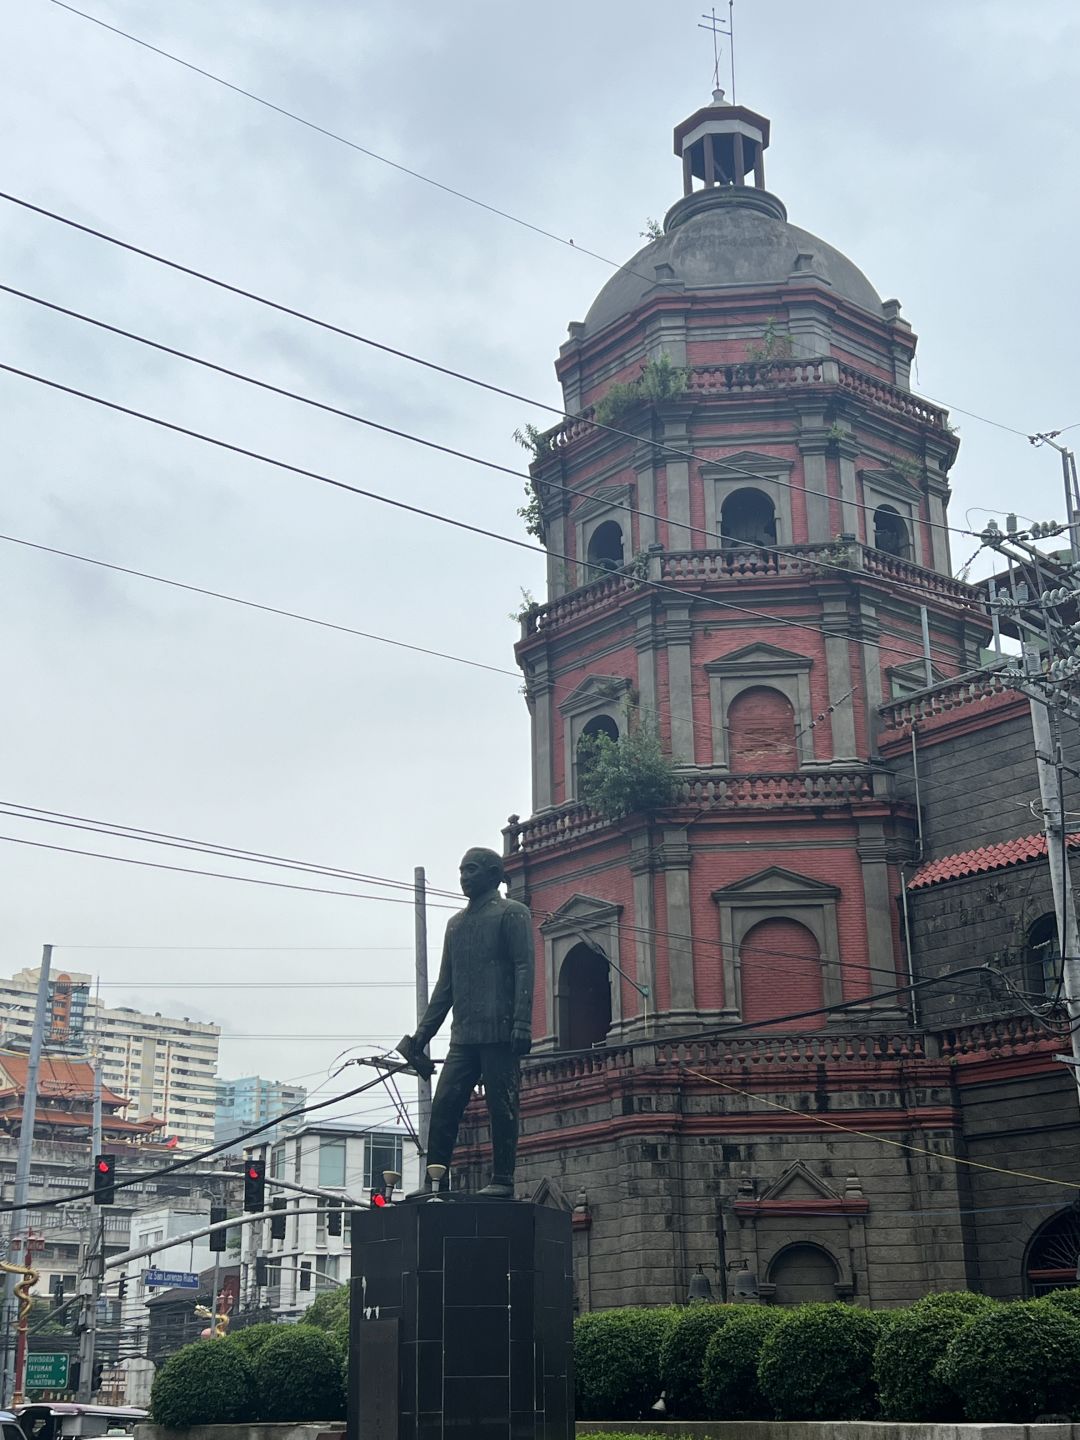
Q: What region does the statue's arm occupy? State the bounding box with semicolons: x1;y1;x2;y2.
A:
507;905;535;1033
414;932;453;1044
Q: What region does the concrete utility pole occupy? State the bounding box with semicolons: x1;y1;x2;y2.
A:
1025;645;1080;1097
3;946;52;1402
414;866;431;1155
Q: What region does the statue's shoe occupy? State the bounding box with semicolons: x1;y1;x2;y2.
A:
476;1180;514;1199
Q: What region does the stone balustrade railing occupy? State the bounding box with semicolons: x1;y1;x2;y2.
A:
520;1029;928;1092
536;360;951;453
938;1013;1057;1060
878;666;1015;732
505;767;880;855
521;542;975;639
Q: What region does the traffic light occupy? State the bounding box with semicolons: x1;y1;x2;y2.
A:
254;1256;268;1287
68;1361;80;1394
299;1262;311;1292
117;1274;128;1301
209;1205;228;1253
93;1154;116;1205
91;1361;104;1393
243;1158;266;1212
327;1197;342;1236
270;1197;286;1240
369;1182;388;1209
51;1275;64;1312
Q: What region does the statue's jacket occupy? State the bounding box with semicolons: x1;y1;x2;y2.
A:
418;891;534;1047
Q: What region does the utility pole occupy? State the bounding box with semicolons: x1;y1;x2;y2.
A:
75;1216;103;1401
1026;644;1080;1100
414;866;431;1155
1030;432;1080;562
3;947;51;1403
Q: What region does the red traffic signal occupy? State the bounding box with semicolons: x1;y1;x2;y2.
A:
243;1158;266;1212
93;1154;116;1205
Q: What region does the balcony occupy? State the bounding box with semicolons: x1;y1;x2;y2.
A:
505;766;886;856
520;541;977;641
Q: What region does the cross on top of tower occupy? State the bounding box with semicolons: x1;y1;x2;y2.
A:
698;3;736;104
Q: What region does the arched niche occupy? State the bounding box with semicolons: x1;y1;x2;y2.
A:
721;487;777;548
586;519;625;573
1025;1207;1080;1296
727;686;798;773
873;504;910;559
739;917;822;1031
767;1242;842;1305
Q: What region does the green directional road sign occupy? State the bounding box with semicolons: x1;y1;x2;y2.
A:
26;1352;69;1390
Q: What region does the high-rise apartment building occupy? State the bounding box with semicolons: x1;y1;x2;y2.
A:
215;1075;307;1148
0;968;220;1152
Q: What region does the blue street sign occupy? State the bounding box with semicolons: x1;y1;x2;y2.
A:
144;1268;200;1289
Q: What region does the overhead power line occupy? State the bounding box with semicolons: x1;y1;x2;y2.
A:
30;0;1060;449
0;282;980;605
0;360;978;673
0;195;1005;551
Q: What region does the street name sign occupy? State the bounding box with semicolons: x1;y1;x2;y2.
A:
144;1268;200;1288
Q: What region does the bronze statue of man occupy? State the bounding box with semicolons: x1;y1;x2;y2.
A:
400;847;534;1198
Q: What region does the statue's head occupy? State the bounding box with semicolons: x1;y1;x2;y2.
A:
459;847;504;898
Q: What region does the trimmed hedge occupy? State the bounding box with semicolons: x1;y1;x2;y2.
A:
1045;1285;1080;1320
938;1297;1080;1421
701;1304;783;1419
658;1304;735;1417
150;1340;256;1427
574;1306;681;1420
224;1321;283;1360
758;1302;881;1420
254;1325;346;1421
874;1290;998;1421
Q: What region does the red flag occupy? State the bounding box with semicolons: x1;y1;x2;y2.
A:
166;1135;180;1148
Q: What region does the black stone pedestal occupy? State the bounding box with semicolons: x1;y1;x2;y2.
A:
347;1198;574;1440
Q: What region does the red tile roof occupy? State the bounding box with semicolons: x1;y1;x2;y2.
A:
0;1052;127;1107
908;832;1080;890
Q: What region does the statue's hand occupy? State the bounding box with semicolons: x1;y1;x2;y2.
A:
511;1023;533;1056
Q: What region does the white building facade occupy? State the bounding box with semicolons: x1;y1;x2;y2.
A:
0;969;220;1151
242;1124;420;1320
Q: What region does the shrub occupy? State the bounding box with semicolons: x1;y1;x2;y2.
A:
1046;1286;1080;1320
224;1320;282;1359
701;1305;783;1419
659;1304;735;1417
938;1298;1080;1421
150;1340;257;1427
303;1282;350;1333
574;1306;680;1420
758;1303;881;1420
254;1325;347;1421
875;1291;998;1420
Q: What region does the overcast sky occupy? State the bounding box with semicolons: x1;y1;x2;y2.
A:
1;0;1077;1135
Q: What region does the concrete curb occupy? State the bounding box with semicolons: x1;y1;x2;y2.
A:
576;1426;1080;1439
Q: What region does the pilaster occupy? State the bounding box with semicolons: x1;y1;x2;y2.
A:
820;596;859;761
656;828;695;1014
527;655;555;811
663;603;695;763
857;827;907;1013
660;405;695;550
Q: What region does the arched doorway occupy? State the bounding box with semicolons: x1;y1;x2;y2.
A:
727;686;798;772
768;1243;841;1304
1025;1207;1080;1295
873;505;910;559
557;942;612;1051
739;918;822;1031
721;488;777;547
586;520;625;572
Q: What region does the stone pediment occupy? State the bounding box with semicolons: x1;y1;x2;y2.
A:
702;450;795;477
557;673;631;717
531;1176;573;1211
705;643;811;676
540;893;623;935
759;1161;839;1204
711;866;840;902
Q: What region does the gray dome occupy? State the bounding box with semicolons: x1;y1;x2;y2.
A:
583;187;883;337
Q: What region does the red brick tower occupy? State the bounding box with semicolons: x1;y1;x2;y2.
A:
467;95;993;1308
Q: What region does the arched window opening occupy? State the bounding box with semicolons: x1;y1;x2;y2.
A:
557;942;612;1051
740;918;822;1032
873;505;910;560
767;1243;841;1305
721;488;777;548
1026;913;1061;999
576;713;620;798
727;687;798;773
586;520;625;573
1025;1208;1080;1295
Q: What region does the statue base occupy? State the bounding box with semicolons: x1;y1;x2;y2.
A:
347;1199;574;1440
